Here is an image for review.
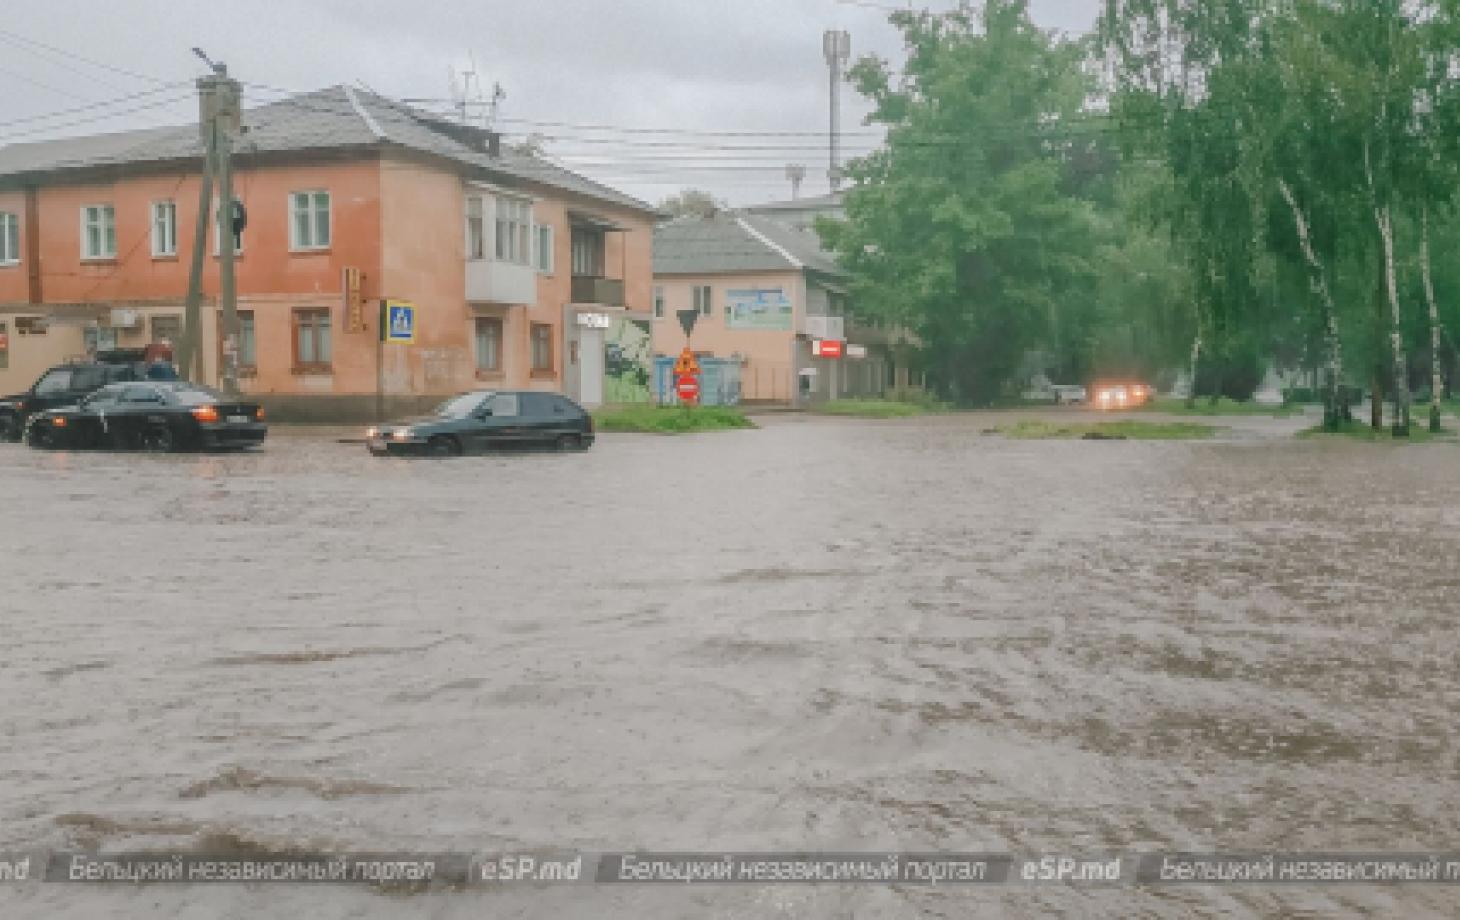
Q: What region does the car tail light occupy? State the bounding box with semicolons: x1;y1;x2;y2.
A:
255;407;266;421
192;405;219;423
52;416;66;427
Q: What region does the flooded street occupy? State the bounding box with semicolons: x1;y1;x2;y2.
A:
3;411;1460;918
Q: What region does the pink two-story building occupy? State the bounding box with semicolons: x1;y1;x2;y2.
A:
0;86;659;418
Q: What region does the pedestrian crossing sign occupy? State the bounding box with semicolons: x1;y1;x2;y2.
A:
383;300;416;344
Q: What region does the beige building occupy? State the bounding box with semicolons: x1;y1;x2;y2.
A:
651;212;912;404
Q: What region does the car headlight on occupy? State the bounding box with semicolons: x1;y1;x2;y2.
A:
365;427;378;439
391;428;412;441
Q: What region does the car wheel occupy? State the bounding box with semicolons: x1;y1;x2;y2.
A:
427;435;462;457
26;424;52;449
555;434;581;452
140;425;176;453
0;414;19;442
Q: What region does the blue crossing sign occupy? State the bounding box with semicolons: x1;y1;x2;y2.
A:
383;300;416;344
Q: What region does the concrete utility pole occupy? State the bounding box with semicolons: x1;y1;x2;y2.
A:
823;30;850;192
187;48;242;394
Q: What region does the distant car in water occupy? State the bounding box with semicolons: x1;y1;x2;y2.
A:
25;381;267;452
1091;381;1154;410
366;390;595;456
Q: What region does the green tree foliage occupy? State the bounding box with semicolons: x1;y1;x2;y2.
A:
819;0;1102;404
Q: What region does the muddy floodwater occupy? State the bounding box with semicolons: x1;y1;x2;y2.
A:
2;410;1459;918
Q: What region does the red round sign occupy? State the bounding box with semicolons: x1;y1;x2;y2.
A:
676;374;700;402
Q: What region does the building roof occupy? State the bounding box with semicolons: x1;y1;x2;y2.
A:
653;212;843;277
0;86;658;215
743;191;844;213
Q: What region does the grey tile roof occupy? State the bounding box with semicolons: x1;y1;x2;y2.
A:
653;212;844;277
744;191;844;212
0;86;658;215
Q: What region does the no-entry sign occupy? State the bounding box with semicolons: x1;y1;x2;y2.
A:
676;374;700;404
814;339;844;358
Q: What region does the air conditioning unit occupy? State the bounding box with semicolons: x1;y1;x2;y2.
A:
110;308;140;328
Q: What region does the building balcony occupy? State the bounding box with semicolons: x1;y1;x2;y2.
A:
571;275;625;307
467;259;537;306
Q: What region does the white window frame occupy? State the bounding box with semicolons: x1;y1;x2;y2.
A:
80;204;117;261
0;211;18;264
289;190;331;251
693;285;712;316
465;194;486;261
150;200;177;257
534;223;554;274
212;198;244;256
494;194;531;266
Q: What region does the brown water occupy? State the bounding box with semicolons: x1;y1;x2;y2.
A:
2;411;1459;918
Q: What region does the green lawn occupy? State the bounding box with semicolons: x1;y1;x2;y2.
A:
1297;419;1456;442
813;399;929;418
593;405;757;434
995;419;1220;440
1140;397;1302;417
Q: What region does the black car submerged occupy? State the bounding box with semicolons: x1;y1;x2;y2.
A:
367;389;594;456
26;381;267;452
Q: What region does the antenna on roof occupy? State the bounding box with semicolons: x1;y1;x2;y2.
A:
449;57;487;127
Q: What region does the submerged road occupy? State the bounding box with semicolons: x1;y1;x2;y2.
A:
2;411;1458;918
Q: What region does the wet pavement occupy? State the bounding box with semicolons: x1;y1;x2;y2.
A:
2;410;1459;918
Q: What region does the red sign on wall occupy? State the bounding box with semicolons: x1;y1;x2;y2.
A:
814;339;844;358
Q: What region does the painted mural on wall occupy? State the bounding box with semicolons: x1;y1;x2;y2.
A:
726;287;793;331
605;317;653;403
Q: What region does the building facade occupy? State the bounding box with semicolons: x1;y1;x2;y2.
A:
0;87;658;418
652;212;911;404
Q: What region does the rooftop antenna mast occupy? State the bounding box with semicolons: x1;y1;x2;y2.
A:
449;55;488;126
785;164;806;200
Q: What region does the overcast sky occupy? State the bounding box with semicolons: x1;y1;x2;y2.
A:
0;0;1099;206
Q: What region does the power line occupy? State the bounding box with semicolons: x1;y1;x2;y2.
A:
0;27;171;85
0;90;196;144
0;82;193;130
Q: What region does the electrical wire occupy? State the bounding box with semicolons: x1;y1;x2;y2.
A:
0;82;194;131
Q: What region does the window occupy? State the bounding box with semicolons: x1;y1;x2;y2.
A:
33;369;73;396
494;196;531;265
150;315;181;346
290;190;331;250
212;199;243;255
653;285;665;319
151;201;177;257
239;311;256;368
521;392;557;417
534;224;554;273
530;322;553;373
81;205;117;260
474;316;502;373
16;316;47;335
490;392;519;417
693;285;712;316
570;229;604;276
121;384;166;404
293;308;332;370
465;195;486;261
0;212;18;264
70;366;105;392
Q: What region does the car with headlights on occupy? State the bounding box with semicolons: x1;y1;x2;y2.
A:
1091;381;1154;410
367;389;594;456
25;381;267;452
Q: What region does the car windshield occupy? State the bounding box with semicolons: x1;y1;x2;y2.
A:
436;393;488;418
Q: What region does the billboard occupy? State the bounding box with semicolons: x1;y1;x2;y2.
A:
605;317;653;403
725;288;793;331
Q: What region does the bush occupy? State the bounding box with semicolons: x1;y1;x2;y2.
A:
593;405;756;434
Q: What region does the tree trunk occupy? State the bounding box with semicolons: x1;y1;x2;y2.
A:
1277;179;1344;430
1422;206;1443;432
1374;203;1409;435
1185;333;1201;409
